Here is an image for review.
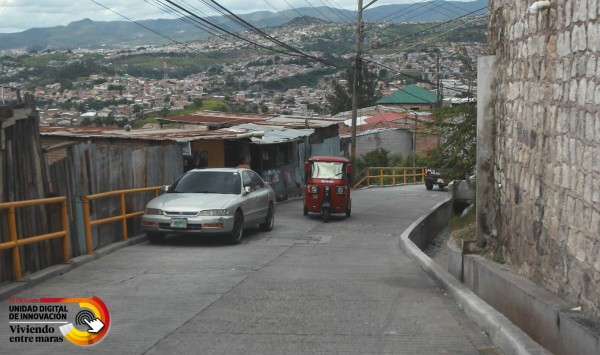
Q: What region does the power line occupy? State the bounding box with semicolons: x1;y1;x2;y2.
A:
300;0;332;20
160;0;306;58
200;0;346;68
89;0;185;45
144;0;221;37
373;6;487;49
261;0;295;23
363;57;473;97
281;0;306;19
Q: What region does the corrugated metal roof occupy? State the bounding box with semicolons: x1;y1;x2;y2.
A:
232;123;313;144
39;126;259;143
157;111;345;129
376;85;438;105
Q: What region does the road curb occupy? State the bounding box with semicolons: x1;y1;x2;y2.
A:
398;197;550;355
0;234;147;301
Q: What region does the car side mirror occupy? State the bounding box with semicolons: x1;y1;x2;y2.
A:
160;185;170;194
244;186;252;194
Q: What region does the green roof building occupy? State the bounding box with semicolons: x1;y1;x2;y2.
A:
376;84;439;111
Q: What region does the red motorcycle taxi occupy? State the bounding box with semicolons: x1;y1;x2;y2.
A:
303;156;352;222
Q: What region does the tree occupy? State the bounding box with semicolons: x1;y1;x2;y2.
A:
423;104;476;179
326;60;382;115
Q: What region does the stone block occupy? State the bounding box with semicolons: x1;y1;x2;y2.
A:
596;112;600;144
593;178;600;203
577;78;587;105
577;173;585;196
590;0;598;19
560;163;571;189
571;165;579;191
588;23;598;51
569;79;578;102
554;166;562;185
575;0;588;22
586;55;597;77
586;81;596;104
586;113;595;142
584;174;593;203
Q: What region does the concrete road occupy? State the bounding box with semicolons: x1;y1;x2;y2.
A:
0;185;498;354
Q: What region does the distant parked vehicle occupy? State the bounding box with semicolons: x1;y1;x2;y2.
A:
142;168;275;244
425;167;448;190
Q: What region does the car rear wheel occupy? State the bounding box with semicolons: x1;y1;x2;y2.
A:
259;203;274;231
425;180;434;190
147;232;164;244
228;211;244;244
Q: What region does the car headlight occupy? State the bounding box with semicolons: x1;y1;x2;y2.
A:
198;209;231;216
307;185;318;193
335;186;346;194
145;208;164;215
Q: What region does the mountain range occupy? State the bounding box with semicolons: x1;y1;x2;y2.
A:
0;0;487;51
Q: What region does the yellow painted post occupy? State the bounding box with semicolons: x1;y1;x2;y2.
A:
82;197;93;254
7;207;22;280
392;168;396;185
380;169;383;186
60;200;70;263
120;193;128;241
403;168;407;184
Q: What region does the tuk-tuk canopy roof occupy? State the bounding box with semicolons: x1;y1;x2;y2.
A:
308;156;350;163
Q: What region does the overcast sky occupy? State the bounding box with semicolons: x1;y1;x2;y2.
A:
0;0;471;33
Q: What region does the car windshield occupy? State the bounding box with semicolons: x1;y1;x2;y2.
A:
311;161;344;179
170;171;241;194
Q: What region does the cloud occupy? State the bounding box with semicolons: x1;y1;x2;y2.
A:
0;0;424;33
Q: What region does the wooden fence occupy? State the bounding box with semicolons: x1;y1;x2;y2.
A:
1;102;184;283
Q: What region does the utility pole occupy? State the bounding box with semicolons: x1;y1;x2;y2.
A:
350;0;364;164
436;54;442;108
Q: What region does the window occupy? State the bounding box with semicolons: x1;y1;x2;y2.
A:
170;171;241;194
311;162;344;179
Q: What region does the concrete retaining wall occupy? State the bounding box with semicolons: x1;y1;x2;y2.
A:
447;241;600;355
399;197;549;354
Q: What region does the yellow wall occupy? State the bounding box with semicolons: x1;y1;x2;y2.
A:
192;140;224;167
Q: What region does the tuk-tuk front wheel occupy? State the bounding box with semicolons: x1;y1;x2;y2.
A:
322;207;330;223
346;207;351;217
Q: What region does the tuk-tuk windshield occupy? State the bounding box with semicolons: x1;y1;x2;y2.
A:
311;161;344;179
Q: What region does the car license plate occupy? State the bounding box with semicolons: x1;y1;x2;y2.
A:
170;218;187;229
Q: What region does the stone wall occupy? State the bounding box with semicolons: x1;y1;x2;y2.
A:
488;0;600;317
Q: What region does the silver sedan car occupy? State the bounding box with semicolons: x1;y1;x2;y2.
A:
142;168;275;244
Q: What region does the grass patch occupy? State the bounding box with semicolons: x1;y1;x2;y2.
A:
492;250;506;264
449;204;476;243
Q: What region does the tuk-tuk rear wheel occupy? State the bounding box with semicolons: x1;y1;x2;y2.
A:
322;207;330;223
303;206;308;216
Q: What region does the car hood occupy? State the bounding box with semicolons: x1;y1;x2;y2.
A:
146;193;239;211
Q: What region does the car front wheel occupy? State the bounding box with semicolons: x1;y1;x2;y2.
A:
147;232;164;244
228;211;244;244
260;203;274;231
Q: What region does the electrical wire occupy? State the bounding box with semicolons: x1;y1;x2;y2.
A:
373;6;487;49
262;0;295;23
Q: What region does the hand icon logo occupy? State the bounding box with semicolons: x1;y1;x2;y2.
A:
84;318;105;333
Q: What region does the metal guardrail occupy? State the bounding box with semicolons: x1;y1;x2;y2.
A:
354;167;426;188
0;197;69;280
81;186;161;254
